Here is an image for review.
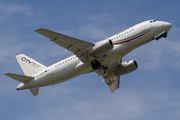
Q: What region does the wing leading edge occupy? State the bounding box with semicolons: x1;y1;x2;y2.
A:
34;28;94;62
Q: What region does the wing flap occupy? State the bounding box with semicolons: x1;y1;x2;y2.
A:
104;75;120;92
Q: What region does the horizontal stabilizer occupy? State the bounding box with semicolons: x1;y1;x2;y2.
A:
5;73;33;83
29;87;39;96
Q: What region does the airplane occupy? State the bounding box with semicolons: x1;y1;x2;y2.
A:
5;19;172;96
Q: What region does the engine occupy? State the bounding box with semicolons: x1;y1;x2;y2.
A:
89;39;113;56
113;60;138;76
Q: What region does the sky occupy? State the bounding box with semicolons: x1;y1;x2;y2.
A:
1;0;180;119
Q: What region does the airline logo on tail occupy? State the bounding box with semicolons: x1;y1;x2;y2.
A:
21;57;40;68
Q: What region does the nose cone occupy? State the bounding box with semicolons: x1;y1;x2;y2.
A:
164;22;172;32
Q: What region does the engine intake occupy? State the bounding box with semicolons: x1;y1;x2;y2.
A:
113;60;138;76
89;39;113;56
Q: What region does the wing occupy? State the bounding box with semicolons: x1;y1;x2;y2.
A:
103;75;120;92
34;28;94;62
97;59;122;92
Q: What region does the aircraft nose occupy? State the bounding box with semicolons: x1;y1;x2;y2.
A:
164;22;172;32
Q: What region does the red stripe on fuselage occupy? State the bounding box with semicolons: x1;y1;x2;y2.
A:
113;27;154;45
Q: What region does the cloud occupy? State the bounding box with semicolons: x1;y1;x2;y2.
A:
0;2;34;16
15;84;180;120
60;13;128;43
22;89;143;120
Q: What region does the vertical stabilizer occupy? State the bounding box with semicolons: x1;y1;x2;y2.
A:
16;54;47;76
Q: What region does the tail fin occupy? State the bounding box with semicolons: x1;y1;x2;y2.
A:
16;54;47;76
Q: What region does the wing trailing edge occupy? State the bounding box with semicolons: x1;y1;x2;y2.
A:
104;75;120;92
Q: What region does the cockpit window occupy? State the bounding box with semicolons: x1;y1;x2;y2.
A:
150;19;157;23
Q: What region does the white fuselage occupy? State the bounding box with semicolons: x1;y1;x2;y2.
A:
17;20;172;90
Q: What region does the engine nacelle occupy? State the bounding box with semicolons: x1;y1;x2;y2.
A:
113;60;138;76
89;39;113;56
